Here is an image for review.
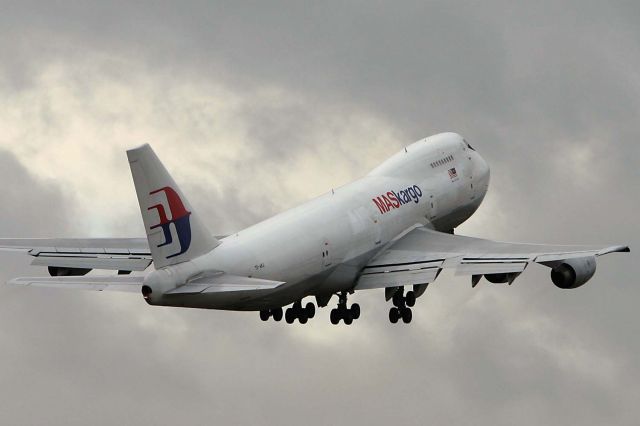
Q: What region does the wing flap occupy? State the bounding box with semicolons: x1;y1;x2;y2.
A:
31;256;152;271
356;266;439;290
455;261;528;276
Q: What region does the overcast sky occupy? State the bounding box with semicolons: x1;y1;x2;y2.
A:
0;1;637;425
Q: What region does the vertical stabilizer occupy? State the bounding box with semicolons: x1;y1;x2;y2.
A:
127;144;219;268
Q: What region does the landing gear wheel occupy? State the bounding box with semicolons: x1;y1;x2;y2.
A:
343;311;353;325
272;307;283;322
392;292;404;307
389;307;400;324
350;303;360;320
285;308;295;324
259;310;270;321
405;291;416;307
402;308;413;324
330;308;340;325
299;314;308;324
305;302;316;319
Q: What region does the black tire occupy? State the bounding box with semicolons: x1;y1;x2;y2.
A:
402;308;413;324
305;302;316;319
389;307;400;324
343;311;353;325
272;307;283;322
299;314;308;324
330;308;340;325
285;308;295;324
405;291;416;307
259;310;270;321
392;292;403;307
351;303;360;320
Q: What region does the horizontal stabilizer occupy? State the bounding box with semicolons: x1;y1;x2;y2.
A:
166;274;285;294
8;275;144;292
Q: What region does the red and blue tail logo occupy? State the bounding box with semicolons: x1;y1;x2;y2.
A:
148;187;192;259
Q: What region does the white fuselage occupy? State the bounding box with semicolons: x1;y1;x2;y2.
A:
147;132;490;310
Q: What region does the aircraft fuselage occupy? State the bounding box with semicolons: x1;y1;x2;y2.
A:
145;132;490;310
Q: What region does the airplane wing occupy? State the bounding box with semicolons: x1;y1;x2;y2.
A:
0;238;153;273
0;235;228;274
8;273;284;294
8;275;145;292
355;226;630;290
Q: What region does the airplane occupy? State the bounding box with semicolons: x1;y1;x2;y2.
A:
0;133;630;325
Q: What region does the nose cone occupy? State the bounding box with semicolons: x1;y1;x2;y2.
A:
477;154;490;184
471;152;490;199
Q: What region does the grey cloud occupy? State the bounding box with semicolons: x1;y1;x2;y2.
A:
0;2;638;425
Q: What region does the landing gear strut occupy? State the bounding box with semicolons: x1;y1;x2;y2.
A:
389;287;413;324
330;292;360;325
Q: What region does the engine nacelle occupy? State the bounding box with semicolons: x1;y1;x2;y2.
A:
48;266;91;276
550;256;596;289
485;273;510;284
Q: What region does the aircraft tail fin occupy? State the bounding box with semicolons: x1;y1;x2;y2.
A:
127;144;219;268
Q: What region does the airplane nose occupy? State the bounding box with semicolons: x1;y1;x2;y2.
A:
470;151;490;188
479;156;490;179
477;155;490;186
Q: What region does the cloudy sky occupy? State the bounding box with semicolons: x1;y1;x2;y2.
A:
0;1;637;425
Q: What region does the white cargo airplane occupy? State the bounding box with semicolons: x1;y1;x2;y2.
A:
0;133;630;324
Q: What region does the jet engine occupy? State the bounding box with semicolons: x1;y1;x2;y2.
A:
48;266;91;276
550;256;596;289
485;273;510;284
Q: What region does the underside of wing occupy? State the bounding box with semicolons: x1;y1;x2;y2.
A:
355;226;630;290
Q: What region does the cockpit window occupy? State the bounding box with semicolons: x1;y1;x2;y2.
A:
463;139;476;151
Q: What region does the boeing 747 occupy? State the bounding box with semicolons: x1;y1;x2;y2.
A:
1;133;629;325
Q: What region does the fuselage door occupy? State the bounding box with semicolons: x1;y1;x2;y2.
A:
427;193;437;221
463;154;476;201
322;238;332;268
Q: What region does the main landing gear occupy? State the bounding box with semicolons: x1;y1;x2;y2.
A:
260;300;316;324
389;287;414;324
285;301;316;324
330;292;360;325
259;307;284;322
